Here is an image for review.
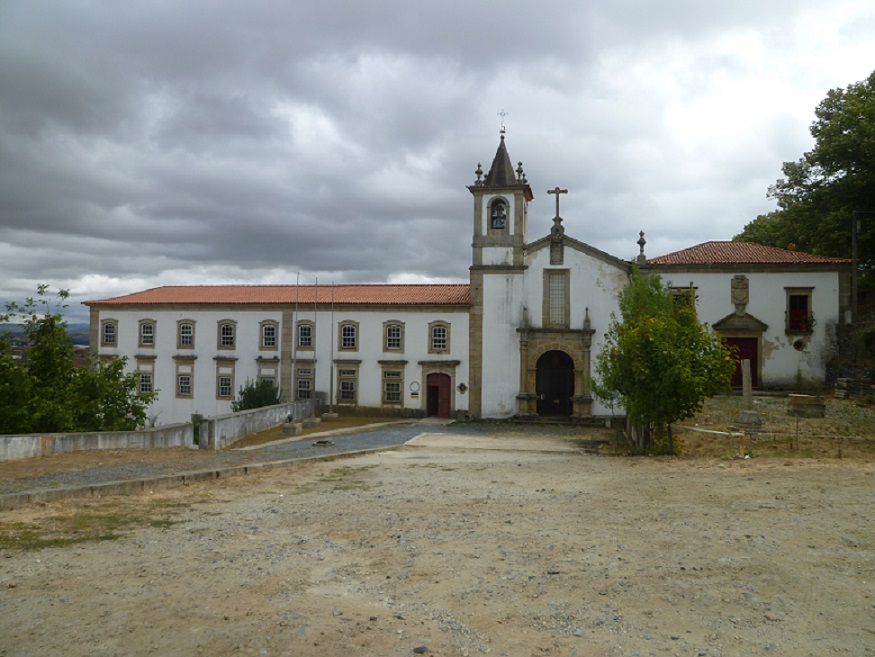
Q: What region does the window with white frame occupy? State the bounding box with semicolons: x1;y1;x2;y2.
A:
217;375;233;398
101;320;117;346
384;321;404;352
260;320;278;350
382;368;403;404
218;321;236;349
139;373;153;394
177;321;195;349
175;358;194;399
215;359;235;399
428;321;450;353
337;367;358;403
339;321;358;351
139;320;156;348
297;321;314;350
296;367;313;400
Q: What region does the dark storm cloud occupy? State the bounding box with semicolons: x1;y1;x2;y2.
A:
1;0;874;321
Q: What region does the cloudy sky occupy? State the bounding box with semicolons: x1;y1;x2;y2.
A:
2;1;874;322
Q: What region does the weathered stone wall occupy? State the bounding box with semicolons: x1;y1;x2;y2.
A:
0;423;194;462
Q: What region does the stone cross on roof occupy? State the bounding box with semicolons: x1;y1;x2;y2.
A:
547;186;568;220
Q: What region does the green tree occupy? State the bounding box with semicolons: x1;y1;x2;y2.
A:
1;285;155;434
231;378;281;412
735;70;875;288
594;270;735;454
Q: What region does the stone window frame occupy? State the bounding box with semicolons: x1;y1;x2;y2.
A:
175;357;195;399
336;363;359;404
295;367;314;400
177;320;196;350
139;372;153;394
543;270;570;329
138;319;156;348
785;287;815;334
101;319;118;347
217;320;237;350
297;320;315;350
383;320;405;352
428;321;451;354
177;374;192;398
215;358;236;400
381;366;404;405
260;320;279;351
338;320;359;352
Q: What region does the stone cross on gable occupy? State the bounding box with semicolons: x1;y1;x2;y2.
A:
547;186;568;219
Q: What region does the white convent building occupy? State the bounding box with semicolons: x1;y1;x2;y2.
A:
86;136;851;426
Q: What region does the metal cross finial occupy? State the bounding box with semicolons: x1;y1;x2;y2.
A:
498;109;509;135
547;186;568;219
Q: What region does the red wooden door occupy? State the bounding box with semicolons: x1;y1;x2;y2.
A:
426;373;451;418
725;337;758;387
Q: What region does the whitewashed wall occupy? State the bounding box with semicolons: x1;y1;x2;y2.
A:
92;305;469;426
660;270;841;386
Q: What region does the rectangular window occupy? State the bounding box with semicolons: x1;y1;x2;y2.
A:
386;324;402;350
787;289;813;333
139;373;153;394
548;272;567;326
340;323;357;350
295;367;313;400
340;380;356;401
219;323;235;348
431;325;448;351
337;366;358;404
298;323;313;349
382;369;403;404
140;321;155;347
217;376;233;398
178;374;192;397
102;321;117;346
178;322;194;348
261;322;278;349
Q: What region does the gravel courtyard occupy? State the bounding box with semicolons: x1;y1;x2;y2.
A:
1;431;873;657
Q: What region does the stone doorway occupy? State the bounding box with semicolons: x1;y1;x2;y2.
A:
536;350;574;416
426;373;452;418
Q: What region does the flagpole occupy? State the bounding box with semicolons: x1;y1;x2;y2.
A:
329;282;335;414
313;276;318;418
291;272;299;403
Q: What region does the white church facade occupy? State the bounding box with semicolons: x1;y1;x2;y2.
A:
85;136;851;426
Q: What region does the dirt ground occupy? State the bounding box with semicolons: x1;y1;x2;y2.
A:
1;429;874;657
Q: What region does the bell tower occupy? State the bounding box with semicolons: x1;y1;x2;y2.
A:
468;133;533;268
467;134;533;417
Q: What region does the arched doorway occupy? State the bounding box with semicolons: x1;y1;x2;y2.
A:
536;350;574;416
426;373;452;418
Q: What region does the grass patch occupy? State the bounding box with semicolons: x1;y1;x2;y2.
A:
0;499;191;552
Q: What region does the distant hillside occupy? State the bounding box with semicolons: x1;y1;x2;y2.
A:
1;322;91;346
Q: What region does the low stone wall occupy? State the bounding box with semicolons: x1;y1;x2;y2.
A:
835;378;875;403
0;423;194;462
200;401;314;451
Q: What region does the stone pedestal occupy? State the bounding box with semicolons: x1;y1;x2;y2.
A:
282;422;303;437
321;412;339;422
302;417;322;428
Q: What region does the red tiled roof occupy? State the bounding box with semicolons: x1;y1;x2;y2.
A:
85;284;470;306
648;241;851;266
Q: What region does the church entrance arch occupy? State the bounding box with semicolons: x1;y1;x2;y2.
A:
426;373;452;418
536;350;574;416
